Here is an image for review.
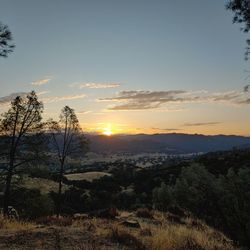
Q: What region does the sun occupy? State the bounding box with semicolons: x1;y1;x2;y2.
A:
103;127;113;136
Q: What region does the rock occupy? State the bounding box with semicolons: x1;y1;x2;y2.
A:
7;206;19;220
120;219;141;228
73;213;89;220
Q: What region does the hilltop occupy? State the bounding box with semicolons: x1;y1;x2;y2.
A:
0;209;238;250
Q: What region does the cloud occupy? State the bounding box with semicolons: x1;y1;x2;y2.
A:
76;110;92;115
37;91;50;96
31;78;51;86
100;89;250;110
100;90;187;110
0;92;86;107
41;94;86;104
183;122;221;127
70;82;120;89
0;92;28;106
151;127;181;131
238;98;250;104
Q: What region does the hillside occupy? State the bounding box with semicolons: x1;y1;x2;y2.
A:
0;210;238;250
86;133;250;154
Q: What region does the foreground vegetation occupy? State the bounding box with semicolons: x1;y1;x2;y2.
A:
1;149;249;248
0;210;238;250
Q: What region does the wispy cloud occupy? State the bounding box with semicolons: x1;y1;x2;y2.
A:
0;92;86;107
31;78;51;86
41;94;86;104
70;82;120;89
99;89;250;110
0;92;28;106
76;110;92;115
37;91;50;96
100;90;187;110
151;127;181;131
237;98;250;104
183;122;221;127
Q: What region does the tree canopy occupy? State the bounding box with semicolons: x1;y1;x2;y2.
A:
0;22;15;57
226;0;250;59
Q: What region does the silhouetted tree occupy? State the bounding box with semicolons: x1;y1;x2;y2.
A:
226;0;250;59
0;91;45;216
47;106;88;217
0;22;15;57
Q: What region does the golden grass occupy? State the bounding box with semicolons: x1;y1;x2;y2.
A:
65;172;111;182
20;176;68;194
72;217;114;238
151;223;236;250
108;224;146;250
0;212;239;250
0;214;35;231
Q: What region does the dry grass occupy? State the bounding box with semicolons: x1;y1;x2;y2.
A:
0;214;35;231
136;208;154;219
108;224;146;250
35;216;73;227
0;211;239;250
21;176;68;194
65;172;111;182
150;221;236;250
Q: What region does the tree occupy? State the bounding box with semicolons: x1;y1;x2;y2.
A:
217;168;250;245
0;22;15;57
0;91;45;216
153;182;174;211
48;106;88;217
226;0;250;59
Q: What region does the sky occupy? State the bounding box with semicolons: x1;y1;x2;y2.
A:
0;0;250;136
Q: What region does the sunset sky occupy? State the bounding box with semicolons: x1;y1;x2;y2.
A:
0;0;250;135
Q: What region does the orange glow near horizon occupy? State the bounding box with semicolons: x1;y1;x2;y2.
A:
103;126;113;136
81;122;139;135
80;121;250;137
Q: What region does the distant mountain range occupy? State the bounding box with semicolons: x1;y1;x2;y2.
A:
86;133;250;154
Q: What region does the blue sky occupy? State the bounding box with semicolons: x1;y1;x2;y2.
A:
0;0;250;135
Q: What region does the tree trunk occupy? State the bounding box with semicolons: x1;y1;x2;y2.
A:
56;160;64;218
3;169;13;216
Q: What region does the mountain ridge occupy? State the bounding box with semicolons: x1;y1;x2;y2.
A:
85;133;250;154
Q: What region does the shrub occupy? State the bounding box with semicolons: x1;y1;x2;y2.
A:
9;187;54;219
